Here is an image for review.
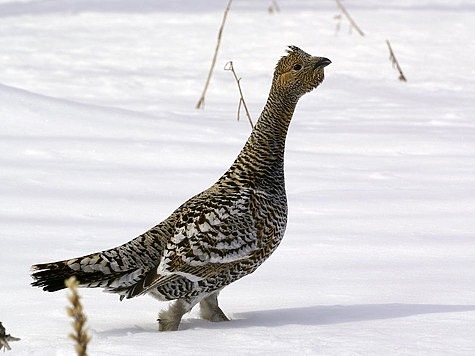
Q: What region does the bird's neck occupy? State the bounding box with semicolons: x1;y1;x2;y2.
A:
252;91;298;152
221;91;299;189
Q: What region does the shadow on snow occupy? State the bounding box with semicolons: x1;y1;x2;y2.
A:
95;303;475;335
228;303;475;328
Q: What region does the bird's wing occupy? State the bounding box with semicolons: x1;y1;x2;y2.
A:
125;186;263;298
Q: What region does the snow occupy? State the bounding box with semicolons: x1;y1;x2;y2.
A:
1;0;475;354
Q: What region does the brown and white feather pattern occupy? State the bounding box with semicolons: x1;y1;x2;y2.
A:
31;46;330;329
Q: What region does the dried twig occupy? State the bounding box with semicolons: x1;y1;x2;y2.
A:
386;39;407;82
224;61;254;130
0;322;20;351
196;0;233;109
333;14;342;35
268;0;280;14
65;277;91;356
335;0;365;36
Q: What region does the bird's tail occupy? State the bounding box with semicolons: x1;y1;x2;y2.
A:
31;234;162;297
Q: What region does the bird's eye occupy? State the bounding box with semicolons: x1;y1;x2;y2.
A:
293;64;302;71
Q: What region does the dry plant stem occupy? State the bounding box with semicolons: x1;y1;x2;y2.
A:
65;277;90;356
196;0;233;109
0;322;20;351
333;14;342;35
268;0;280;13
335;0;365;36
386;40;407;82
224;61;254;129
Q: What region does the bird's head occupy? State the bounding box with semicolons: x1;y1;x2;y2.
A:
272;46;331;99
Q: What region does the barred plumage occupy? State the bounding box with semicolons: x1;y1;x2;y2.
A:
31;46;331;331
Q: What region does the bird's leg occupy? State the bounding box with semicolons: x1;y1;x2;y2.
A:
199;290;229;322
158;296;201;331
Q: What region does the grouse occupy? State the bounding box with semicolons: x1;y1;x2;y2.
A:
31;46;331;331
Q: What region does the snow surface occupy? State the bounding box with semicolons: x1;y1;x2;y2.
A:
1;0;475;354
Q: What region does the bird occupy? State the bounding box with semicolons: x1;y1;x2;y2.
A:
31;46;331;331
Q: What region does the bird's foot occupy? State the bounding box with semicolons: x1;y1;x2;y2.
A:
200;307;230;322
157;316;180;332
199;292;230;322
157;300;186;332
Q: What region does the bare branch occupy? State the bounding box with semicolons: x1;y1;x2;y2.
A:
386;39;407;82
335;0;365;36
224;61;254;130
196;0;233;109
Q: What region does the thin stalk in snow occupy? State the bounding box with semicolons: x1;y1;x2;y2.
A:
196;0;233;109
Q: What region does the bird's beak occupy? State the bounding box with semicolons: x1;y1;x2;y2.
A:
314;57;332;69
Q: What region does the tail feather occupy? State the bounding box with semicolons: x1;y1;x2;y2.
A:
31;231;165;295
31;254;136;292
